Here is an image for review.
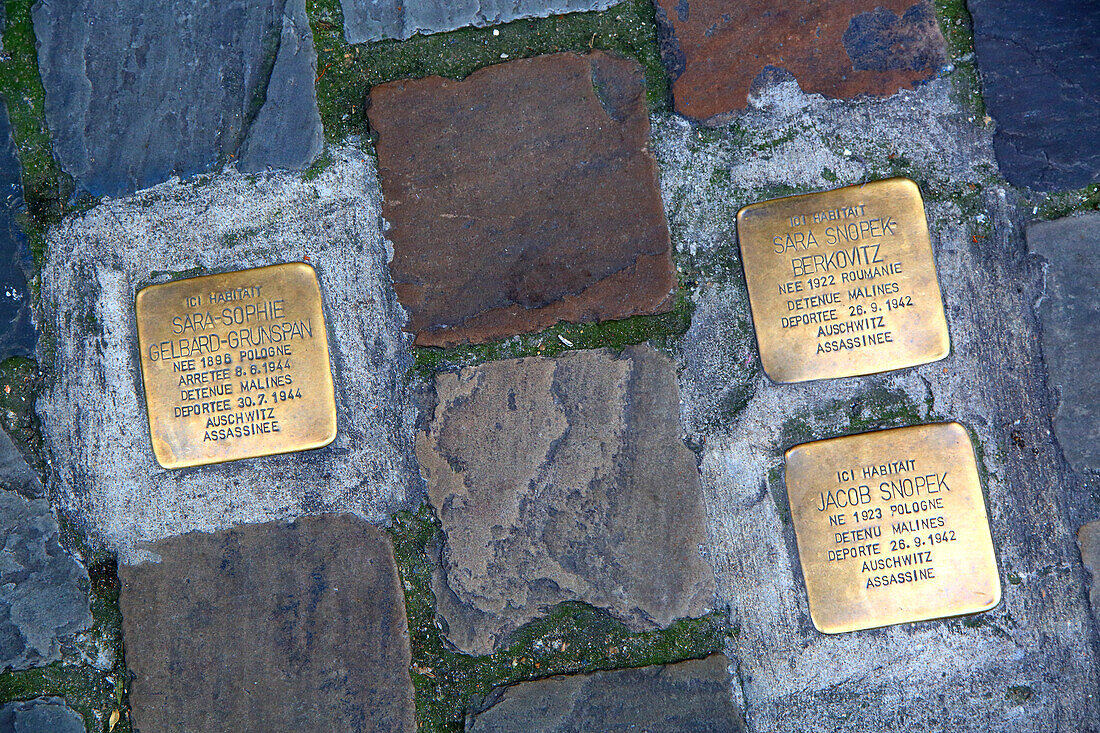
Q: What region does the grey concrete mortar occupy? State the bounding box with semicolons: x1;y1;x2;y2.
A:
653;75;1100;731
37;146;421;561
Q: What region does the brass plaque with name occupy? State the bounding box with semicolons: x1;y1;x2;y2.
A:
136;263;337;469
737;178;949;383
785;422;1000;634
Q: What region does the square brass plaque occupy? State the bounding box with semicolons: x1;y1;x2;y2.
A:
737;178;949;383
136;263;337;469
785;422;1000;634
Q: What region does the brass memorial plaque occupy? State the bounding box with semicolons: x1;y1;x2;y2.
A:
737;178;949;383
785;422;1000;634
136;263;337;469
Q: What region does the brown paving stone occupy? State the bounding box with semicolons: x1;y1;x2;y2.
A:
419;345;714;654
119;515;415;733
654;0;946;124
467;654;745;732
368;52;675;347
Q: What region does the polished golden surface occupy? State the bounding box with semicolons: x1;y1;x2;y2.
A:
785;422;1000;634
737;178;949;383
136;263;336;468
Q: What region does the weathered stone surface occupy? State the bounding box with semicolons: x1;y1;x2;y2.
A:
238;0;324;173
654;0;946;124
33;0;322;197
655;71;1100;730
369;52;675;347
340;0;621;43
0;490;91;672
0;103;36;362
0;429;41;499
420;345;713;655
969;1;1100;191
1080;521;1100;625
119;515;415;733
1028;213;1100;475
0;697;86;733
37;148;419;560
467;654;745;732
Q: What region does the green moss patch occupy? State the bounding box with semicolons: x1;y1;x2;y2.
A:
932;0;985;118
307;0;668;143
0;559;131;733
1031;183;1100;221
0;0;74;264
412;289;693;379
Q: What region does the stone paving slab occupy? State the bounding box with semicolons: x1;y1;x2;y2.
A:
969;0;1100;191
654;0;945;124
1027;213;1100;475
119;515;415;733
420;345;713;655
0;103;36;363
340;0;621;43
0;489;90;672
1080;521;1100;628
467;654;745;732
33;0;322;197
0;697;86;733
37;148;419;560
0;429;41;499
369;52;675;347
656;72;1100;730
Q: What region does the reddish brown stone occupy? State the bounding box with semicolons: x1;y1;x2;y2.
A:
368;52;675;347
655;0;947;123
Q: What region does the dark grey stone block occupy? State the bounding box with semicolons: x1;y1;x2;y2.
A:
0;428;42;499
467;654;745;733
339;0;621;43
0;697;86;733
0;491;91;672
0;103;36;362
969;0;1100;190
238;0;323;173
32;0;322;197
1028;213;1100;473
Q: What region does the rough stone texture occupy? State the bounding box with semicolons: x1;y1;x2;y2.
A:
340;0;621;43
33;0;322;197
37;148;419;561
467;654;745;732
0;429;41;499
653;71;1100;730
420;345;713;655
969;1;1100;191
0;697;86;733
0;490;91;672
369;52;675;347
119;515;415;733
0;103;36;362
1081;521;1100;626
654;0;946;124
1028;213;1100;475
238;0;324;173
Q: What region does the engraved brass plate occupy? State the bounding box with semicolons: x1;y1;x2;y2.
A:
136;263;336;469
785;422;1000;634
737;178;949;383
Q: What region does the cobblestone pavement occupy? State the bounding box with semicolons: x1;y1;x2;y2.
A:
0;1;1098;732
